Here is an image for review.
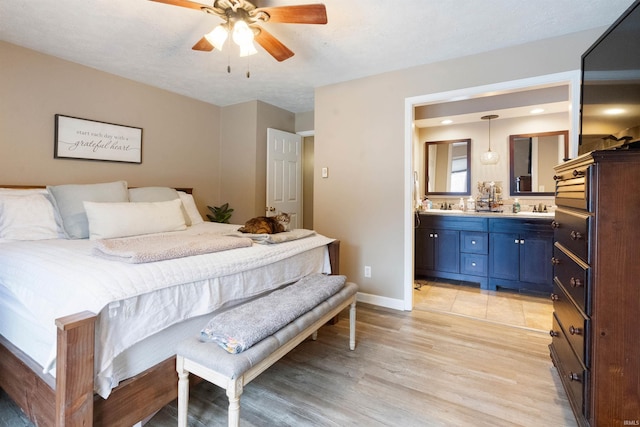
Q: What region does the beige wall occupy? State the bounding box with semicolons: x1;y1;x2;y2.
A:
0;41;221;216
1;41;296;224
314;29;605;305
219;100;294;224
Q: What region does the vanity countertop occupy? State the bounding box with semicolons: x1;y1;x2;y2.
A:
418;209;554;219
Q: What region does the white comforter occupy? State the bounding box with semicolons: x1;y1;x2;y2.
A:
0;222;333;397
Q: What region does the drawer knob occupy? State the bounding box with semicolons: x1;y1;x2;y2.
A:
570;277;583;288
553;174;563;181
550;293;559;301
549;330;559;337
551;257;560;265
551;220;560;229
471;240;476;245
570;230;583;240
569;325;582;336
471;262;477;267
568;372;581;382
572;169;585;177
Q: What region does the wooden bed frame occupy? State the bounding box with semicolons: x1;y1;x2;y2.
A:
0;185;340;426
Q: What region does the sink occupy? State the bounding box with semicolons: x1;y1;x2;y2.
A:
425;209;465;213
523;211;554;216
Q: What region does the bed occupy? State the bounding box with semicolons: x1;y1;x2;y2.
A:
0;182;340;426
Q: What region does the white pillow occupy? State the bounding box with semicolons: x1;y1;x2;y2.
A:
84;199;187;240
0;193;62;242
178;191;204;225
129;186;192;226
48;181;130;239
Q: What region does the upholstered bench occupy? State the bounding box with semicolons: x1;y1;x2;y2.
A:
176;280;358;427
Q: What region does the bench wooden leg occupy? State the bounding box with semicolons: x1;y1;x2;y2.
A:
227;379;243;427
177;356;189;427
311;331;318;340
349;301;356;350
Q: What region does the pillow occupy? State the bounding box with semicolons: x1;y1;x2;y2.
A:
178;191;204;225
84;199;187;239
128;186;192;226
47;181;129;239
0;193;62;241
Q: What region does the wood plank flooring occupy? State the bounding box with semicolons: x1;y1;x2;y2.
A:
0;303;576;427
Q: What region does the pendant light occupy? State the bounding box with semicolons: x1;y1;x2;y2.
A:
480;114;500;165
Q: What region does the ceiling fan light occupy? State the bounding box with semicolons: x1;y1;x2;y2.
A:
232;20;254;46
239;41;258;57
205;25;228;51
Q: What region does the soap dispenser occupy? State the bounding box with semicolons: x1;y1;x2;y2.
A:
512;198;521;213
459;198;465;211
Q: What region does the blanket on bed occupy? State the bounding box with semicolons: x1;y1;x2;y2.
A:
226;228;316;244
200;273;346;353
93;232;253;263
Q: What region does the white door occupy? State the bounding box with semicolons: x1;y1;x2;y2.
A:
266;128;302;229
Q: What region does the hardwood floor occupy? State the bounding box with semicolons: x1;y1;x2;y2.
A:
0;303;576;427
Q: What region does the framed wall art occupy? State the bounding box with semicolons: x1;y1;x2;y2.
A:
54;114;143;164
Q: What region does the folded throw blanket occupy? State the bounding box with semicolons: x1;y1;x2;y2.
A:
226;228;316;244
93;232;253;263
200;273;347;353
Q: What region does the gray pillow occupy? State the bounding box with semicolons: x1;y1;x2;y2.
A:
47;181;129;239
128;186;191;226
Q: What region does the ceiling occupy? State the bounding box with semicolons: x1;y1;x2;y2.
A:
0;0;636;113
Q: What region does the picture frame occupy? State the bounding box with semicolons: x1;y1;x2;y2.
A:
54;114;143;164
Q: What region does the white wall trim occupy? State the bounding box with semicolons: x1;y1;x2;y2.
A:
403;70;581;312
296;130;314;137
357;292;406;311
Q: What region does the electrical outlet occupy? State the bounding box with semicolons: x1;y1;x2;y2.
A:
364;265;371;278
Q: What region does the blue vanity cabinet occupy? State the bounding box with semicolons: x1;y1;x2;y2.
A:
488;218;554;294
415;214;488;288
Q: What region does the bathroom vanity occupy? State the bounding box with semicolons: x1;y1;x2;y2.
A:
415;211;554;294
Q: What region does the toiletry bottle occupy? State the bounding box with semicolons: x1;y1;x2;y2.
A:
467;196;475;212
513;198;521;213
459;198;465;211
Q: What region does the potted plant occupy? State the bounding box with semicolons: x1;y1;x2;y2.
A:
206;203;233;223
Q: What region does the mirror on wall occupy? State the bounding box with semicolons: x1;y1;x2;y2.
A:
509;130;568;196
424;138;471;195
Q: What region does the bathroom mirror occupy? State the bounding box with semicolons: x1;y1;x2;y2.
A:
509;130;568;196
424;138;471;195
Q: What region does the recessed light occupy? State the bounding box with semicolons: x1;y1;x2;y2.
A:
604;108;625;115
441;119;453;125
530;108;545;114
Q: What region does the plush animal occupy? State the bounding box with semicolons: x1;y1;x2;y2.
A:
237;212;290;234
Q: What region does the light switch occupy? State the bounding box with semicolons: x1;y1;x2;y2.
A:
321;167;329;178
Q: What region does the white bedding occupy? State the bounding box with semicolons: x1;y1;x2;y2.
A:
0;222;333;397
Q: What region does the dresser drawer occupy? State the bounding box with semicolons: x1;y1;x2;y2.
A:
460;253;488;276
553;281;590;367
553;208;591;264
554;163;593;211
553;243;591;315
460;232;488;254
550;313;587;417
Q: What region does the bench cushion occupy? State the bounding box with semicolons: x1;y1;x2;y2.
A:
201;274;347;353
176;281;358;379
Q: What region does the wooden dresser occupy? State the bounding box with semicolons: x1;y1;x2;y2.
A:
549;150;640;426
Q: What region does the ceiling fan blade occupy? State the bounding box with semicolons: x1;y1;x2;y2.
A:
254;27;294;62
192;36;214;51
256;4;327;24
148;0;210;11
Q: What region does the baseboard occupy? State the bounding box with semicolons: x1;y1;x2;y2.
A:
356;292;406;311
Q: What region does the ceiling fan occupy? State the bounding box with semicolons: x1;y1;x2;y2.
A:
150;0;328;62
